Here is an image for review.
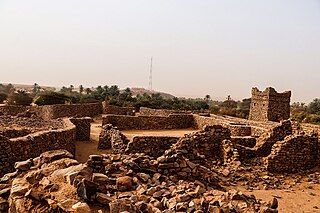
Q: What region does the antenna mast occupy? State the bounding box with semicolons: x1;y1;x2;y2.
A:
148;57;153;91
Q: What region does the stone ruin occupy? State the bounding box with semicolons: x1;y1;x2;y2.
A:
249;87;291;122
0;87;319;212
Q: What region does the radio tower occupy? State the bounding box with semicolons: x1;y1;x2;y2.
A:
148;57;153;91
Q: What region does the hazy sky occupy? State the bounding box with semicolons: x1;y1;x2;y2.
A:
0;0;319;102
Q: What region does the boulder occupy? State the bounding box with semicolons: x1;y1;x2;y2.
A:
14;159;33;171
38;149;73;167
96;192;114;204
92;173;109;185
77;179;98;202
72;202;91;213
116;176;133;191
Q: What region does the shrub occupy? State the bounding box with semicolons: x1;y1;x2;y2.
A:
34;91;69;105
0;93;7;103
7;91;32;106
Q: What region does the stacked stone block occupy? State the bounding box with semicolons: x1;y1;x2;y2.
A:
102;102;136;115
70;117;93;141
0;119;76;176
266;135;319;173
102;114;195;130
41;103;102;120
249;87;291;122
163;125;231;166
126;136;179;157
98;124;129;152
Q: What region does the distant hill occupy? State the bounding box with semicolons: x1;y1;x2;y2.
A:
1;83;56;92
129;88;175;99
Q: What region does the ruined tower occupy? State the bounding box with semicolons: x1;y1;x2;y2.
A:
249;87;291;122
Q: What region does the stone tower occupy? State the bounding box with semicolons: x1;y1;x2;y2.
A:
249;87;291;122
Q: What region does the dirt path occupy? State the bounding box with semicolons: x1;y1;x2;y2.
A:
75;118;112;163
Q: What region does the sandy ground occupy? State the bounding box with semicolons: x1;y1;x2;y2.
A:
122;128;197;140
233;183;320;213
75;120;112;163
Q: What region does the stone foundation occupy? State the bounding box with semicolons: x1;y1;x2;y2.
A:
0;119;76;176
163;125;231;166
228;123;251;136
70;117;93;141
0;105;29;116
41;103;102;120
230;136;256;148
126;136;179;157
139;107;185;117
102;114;195;130
266;135;319;173
102;102;136;115
98;124;129;152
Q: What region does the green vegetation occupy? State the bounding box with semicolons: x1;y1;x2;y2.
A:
6;90;33;106
208;96;251;119
0;83;209;111
2;83;320;125
291;99;320;124
34;91;70;105
0;93;7;103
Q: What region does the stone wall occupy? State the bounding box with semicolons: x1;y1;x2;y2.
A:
163;125;231;166
232;120;293;161
102;102;136;115
126;136;179;157
193;115;268;137
41;103;102;120
0;105;29;116
230;137;256;148
0;119;76;176
0;128;31;139
266;135;319;173
254;120;292;157
98;124;129;152
102;114;195;130
249;87;291;122
0;103;102;119
228;124;251;136
70;117;93;141
139;107;185;117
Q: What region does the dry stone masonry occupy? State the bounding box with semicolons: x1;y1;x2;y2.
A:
249;87;291;122
126;136;179;157
98;124;129;152
69;117;93;141
102;114;195;130
139;107;185;117
102;102;136;115
41;103;102;120
0;118;76;176
266;134;319;173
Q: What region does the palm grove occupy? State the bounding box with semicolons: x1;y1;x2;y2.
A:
1;83;320;124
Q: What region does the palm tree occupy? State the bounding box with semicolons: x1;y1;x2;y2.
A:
79;85;84;94
204;94;211;103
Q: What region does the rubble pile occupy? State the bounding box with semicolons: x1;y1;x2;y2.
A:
0;150;278;213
